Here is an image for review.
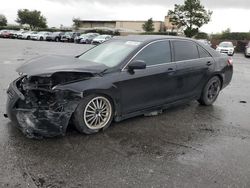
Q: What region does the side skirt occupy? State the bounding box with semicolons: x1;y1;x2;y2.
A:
114;96;199;122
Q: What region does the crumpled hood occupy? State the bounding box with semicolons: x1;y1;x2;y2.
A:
16;55;108;76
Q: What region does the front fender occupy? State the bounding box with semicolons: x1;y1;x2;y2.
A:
53;76;121;117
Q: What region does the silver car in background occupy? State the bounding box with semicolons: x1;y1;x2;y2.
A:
30;31;52;41
92;35;112;45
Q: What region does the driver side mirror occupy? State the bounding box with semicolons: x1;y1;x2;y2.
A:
127;60;146;71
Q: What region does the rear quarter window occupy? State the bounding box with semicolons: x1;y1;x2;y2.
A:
198;46;211;58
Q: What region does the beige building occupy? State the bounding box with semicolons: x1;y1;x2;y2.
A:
78;16;177;33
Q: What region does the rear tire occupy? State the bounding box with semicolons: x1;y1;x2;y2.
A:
198;76;221;106
73;94;114;134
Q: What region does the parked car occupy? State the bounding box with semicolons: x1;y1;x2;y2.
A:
216;41;235;56
61;32;80;42
0;30;11;38
46;32;64;42
5;35;233;138
9;30;19;39
22;31;38;40
92;35;112;45
30;31;51;41
245;41;250;57
16;31;27;39
74;34;86;43
80;33;99;44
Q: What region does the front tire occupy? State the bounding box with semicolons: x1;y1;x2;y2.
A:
198;76;221;106
73;95;114;134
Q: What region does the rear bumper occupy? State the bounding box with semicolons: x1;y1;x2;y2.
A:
46;37;55;41
5;78;76;138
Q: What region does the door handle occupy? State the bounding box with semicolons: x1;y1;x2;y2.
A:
207;61;213;66
167;67;176;73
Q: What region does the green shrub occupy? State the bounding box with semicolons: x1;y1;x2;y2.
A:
195;32;209;40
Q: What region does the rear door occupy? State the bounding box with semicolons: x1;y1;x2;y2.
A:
172;40;215;99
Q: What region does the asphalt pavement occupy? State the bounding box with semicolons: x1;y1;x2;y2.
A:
0;38;250;188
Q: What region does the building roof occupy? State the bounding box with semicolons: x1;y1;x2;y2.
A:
79;20;163;23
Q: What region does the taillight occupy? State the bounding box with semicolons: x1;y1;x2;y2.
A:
227;58;233;66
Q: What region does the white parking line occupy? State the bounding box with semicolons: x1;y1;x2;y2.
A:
2;61;13;64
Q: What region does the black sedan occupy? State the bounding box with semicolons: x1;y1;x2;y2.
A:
5;35;233;138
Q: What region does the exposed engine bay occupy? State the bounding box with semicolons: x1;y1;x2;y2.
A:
16;72;93;111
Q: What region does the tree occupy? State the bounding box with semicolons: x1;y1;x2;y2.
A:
222;28;231;34
0;14;7;26
142;18;155;32
168;0;212;38
195;32;209;39
16;9;47;29
73;17;81;30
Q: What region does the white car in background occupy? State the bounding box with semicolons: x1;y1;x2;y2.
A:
92;35;112;45
216;41;235;56
30;31;52;41
245;41;250;57
22;31;38;40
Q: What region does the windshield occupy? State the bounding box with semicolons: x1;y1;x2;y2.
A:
219;42;233;47
78;40;141;67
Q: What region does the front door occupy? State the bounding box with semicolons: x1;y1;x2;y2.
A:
117;40;179;114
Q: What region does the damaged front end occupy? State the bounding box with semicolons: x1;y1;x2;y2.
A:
6;72;93;138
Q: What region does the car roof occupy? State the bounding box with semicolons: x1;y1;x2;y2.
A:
220;41;233;44
113;35;221;57
113;35;197;43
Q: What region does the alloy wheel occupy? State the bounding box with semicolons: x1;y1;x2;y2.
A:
83;96;112;130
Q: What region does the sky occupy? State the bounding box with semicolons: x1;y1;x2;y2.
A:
0;0;250;33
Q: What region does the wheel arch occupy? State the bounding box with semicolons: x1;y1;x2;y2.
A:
82;91;119;117
212;73;224;90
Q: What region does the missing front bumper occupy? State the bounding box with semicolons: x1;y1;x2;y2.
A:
5;78;79;138
14;109;72;138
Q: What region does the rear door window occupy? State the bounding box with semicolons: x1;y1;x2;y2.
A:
173;40;199;61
